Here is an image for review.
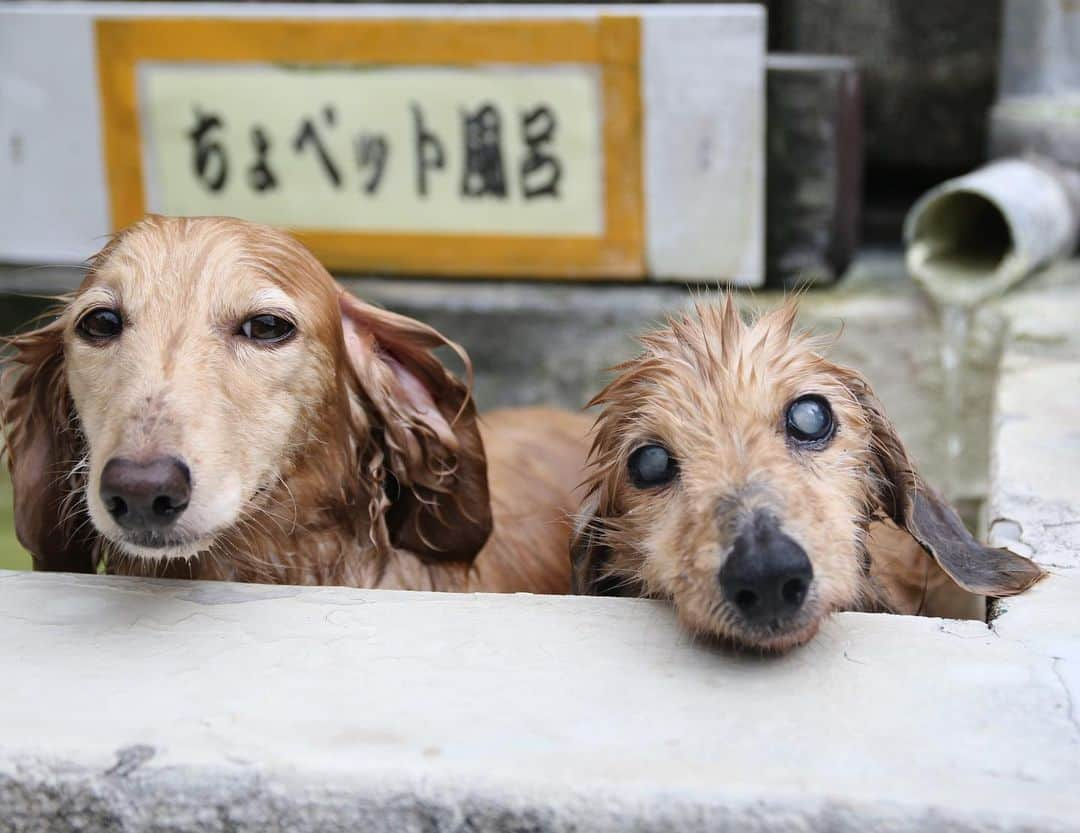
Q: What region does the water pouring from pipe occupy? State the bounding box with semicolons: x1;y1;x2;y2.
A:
905;156;1080;501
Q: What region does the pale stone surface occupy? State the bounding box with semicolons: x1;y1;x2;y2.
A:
988;263;1080;575
978;264;1080;830
1;569;1079;833
997;0;1080;99
990;0;1080;168
643;8;765;284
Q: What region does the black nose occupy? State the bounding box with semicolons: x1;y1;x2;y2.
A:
100;457;191;530
719;512;813;625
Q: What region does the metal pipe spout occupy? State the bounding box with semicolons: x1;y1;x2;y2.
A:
904;157;1080;307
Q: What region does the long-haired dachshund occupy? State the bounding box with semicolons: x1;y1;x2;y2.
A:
2;215;588;593
571;296;1044;651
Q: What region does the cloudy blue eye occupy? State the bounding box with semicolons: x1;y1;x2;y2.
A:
628;444;678;488
786;395;834;444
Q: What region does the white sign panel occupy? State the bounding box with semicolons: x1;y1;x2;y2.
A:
140;64;605;236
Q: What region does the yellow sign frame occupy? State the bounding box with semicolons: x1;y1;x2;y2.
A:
96;16;645;279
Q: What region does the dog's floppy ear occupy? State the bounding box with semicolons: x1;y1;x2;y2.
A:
1;310;97;573
845;369;1044;597
339;290;492;563
570;497;627;596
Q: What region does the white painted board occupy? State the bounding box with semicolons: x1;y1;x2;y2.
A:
0;3;764;283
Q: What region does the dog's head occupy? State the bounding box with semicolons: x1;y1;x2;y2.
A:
572;296;1043;652
2;215;490;570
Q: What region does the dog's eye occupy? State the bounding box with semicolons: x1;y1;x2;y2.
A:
240;314;295;344
786;395;834;444
76;308;123;342
628;444;678;488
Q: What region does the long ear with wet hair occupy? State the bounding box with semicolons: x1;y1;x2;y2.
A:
339;290;492;563
1;309;97;572
570;497;629;596
845;368;1044;597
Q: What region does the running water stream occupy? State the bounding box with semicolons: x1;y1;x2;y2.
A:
937;303;972;502
905;160;1080;500
906;242;1011;504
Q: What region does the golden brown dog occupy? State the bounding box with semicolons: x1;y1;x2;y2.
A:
571;296;1044;651
2;215;588;593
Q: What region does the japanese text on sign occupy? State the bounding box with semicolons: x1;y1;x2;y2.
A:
139;64;605;236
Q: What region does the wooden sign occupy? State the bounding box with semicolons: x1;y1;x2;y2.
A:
0;5;764;283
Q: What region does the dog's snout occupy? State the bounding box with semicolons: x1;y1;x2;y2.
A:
100;457;191;530
719;512;813;624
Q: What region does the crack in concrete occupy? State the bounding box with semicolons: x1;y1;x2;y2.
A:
936;622;992;639
841;648;868;666
984;621;1080;747
1050;658;1080;745
105;744;156;778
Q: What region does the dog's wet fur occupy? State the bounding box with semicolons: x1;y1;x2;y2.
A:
572;296;1044;652
2;215;588;591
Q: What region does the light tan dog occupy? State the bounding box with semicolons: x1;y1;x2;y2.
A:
571;296;1043;651
2;215;588;593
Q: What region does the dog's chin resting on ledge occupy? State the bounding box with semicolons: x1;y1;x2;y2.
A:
1;215;589;594
571;296;1045;653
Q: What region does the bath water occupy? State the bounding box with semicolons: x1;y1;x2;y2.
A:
938;302;972;501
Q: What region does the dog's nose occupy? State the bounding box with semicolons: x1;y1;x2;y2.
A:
100;457;191;530
719;512;813;625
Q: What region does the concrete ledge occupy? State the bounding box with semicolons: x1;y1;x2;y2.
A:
988;262;1080;574
2;569;1080;832
983;264;1080;739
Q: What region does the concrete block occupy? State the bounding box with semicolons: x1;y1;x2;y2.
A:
990;0;1080;169
988;264;1080;573
765;54;862;287
996;0;1080;99
643;9;765;282
772;0;1000;172
1;569;1079;832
